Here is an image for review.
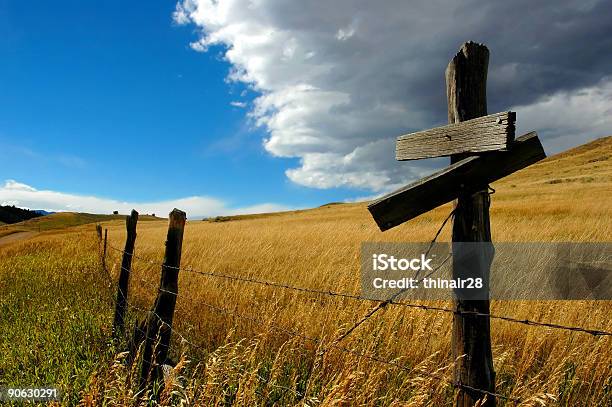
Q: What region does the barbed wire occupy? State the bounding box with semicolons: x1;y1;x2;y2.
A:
106;243;612;337
169;290;520;402
329;252;453;348
96;248;204;354
104;273;207;354
329;208;455;347
102;260;518;402
126;301;206;353
130;297;521;401
95;198;609;404
127;276;518;400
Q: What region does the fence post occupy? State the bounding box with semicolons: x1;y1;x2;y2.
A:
96;224;102;241
139;208;186;390
446;42;496;406
103;229;108;271
112;210;139;339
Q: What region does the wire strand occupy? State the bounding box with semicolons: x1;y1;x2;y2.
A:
107;244;612;337
102;261;517;401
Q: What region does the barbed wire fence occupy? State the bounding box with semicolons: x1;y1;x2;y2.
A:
95;209;611;405
105;244;612;339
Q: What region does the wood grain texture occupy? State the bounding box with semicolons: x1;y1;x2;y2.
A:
368;131;545;232
102;228;107;270
112;209;138;339
140;208;186;391
446;41;495;407
395;111;515;160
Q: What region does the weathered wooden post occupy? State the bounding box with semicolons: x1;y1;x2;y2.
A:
96;224;103;264
102;228;108;271
367;41;546;405
112;210;139;339
446;41;495;407
139;208;186;390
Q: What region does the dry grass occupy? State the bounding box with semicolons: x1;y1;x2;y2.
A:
84;137;611;405
1;137;611;405
0;212;162;238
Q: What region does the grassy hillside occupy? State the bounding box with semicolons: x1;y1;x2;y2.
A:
0;137;610;406
0;212;162;238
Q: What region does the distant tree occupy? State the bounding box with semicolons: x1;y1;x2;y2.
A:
0;205;44;224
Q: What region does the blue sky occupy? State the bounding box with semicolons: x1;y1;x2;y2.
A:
0;1;364;216
1;1;611;217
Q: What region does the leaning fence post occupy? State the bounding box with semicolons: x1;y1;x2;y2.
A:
139;208;186;390
112;210;139;339
446;42;496;406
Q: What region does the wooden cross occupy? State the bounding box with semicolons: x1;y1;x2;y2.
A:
368;42;546;406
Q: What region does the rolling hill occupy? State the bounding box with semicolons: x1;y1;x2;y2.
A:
0;212;162;239
0;136;610;405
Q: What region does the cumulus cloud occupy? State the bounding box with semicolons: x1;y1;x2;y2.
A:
0;180;290;219
513;78;612;154
175;0;612;192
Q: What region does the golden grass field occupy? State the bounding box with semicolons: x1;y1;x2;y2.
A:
0;136;610;406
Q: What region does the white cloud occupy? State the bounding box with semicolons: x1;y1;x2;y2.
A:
230;101;247;108
513;78;612;154
172;2;192;25
335;20;357;41
0;180;290;219
3;180;37;192
285;138;428;192
175;0;612;193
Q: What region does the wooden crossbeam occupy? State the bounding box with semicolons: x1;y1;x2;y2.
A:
395;111;516;160
369;131;545;231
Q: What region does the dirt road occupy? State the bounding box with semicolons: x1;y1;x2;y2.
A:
0;231;37;247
